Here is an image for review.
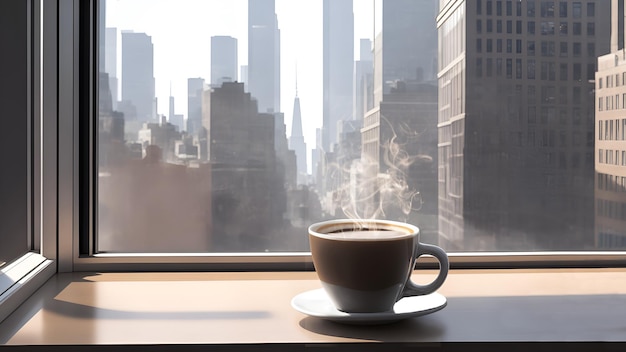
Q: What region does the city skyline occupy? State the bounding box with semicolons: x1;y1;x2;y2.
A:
105;0;377;172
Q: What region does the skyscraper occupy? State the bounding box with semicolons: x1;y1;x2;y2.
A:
121;31;155;122
248;0;280;114
211;36;238;87
289;86;307;185
356;0;439;236
354;39;373;122
187;77;205;135
105;27;118;109
322;0;354;151
594;0;626;249
437;0;610;251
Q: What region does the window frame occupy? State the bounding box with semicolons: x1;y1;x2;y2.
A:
61;0;626;272
0;0;57;324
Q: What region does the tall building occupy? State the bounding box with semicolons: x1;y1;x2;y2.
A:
289;86;308;185
353;0;438;236
187;77;205;135
211;36;238;87
105;27;118;109
595;0;626;249
371;0;438;107
121;31;155;122
437;0;611;251
354;39;373;122
248;0;280;113
322;0;354;151
201;82;283;250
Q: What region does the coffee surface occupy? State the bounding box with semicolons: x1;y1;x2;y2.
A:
309;230;415;291
324;229;411;241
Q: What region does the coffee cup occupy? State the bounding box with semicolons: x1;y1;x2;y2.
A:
308;219;449;313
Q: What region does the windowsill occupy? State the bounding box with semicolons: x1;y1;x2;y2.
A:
1;268;626;351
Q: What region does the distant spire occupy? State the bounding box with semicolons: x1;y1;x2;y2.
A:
295;61;298;97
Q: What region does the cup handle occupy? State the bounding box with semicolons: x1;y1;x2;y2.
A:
402;243;449;297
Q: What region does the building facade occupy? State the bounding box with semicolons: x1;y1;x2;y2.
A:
437;0;610;251
248;0;280;114
121;31;155;122
594;0;626;249
211;36;238;87
322;0;354;151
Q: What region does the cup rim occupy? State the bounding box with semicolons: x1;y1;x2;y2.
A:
308;219;419;241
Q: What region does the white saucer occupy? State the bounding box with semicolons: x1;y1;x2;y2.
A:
291;288;447;324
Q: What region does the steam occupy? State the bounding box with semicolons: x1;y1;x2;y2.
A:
327;114;430;225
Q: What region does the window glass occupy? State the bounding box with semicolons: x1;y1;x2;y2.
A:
99;0;625;254
0;0;31;268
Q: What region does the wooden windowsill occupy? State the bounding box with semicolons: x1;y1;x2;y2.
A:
1;268;626;351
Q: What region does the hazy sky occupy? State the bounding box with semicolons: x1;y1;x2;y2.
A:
105;0;375;171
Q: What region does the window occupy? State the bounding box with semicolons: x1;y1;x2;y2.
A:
587;23;595;36
559;1;567;17
0;0;55;324
528;40;535;55
528;21;536;34
541;1;555;18
528;1;536;16
0;1;31;271
559;42;567;56
587;3;595;17
573;22;581;35
37;0;621;275
573;2;582;18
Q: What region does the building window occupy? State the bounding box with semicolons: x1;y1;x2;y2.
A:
476;39;482;53
559;22;567;35
541;21;555;35
487;38;493;52
516;39;522;53
573;22;581;35
559;42;567;56
528;21;536;34
528;1;536;16
487;19;493;32
477;20;482;34
587;3;595;17
477;0;482;15
507;58;513;78
587;43;595;57
587;22;595;36
559;1;567;17
528;59;536;79
487;0;493;15
528;40;536;55
573;2;582;18
541;1;555;17
573;42;581;57
560;63;567;81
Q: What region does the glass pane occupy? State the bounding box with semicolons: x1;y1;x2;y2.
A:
98;0;623;253
0;0;31;267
